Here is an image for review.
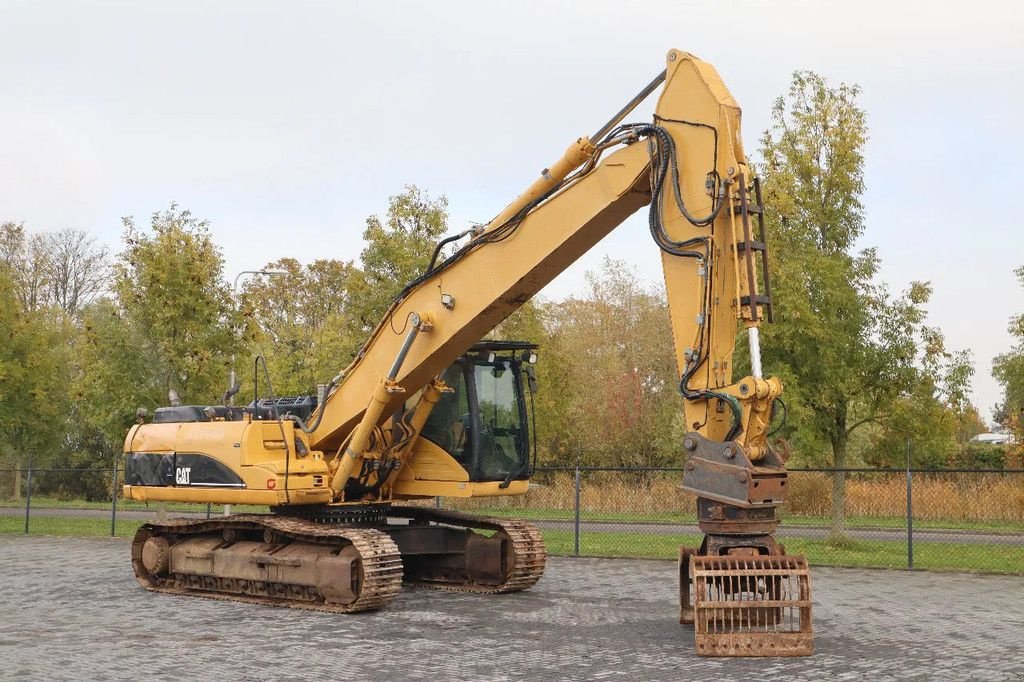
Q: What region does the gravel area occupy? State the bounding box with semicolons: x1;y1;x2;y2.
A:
1;535;1022;681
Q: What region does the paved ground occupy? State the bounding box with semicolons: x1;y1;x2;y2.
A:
1;536;1022;681
3;506;1021;545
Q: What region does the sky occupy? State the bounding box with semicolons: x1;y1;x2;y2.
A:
2;0;1022;419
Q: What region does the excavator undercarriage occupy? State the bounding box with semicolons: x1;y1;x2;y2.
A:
132;506;546;613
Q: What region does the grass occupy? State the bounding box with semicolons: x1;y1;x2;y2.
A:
0;496;263;514
3;513;1021;575
4;496;1020;533
0;515;142;538
540;529;1024;574
542;529;704;558
458;506;1023;534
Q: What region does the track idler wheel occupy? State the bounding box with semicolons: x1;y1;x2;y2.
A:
131;527;168;588
141;536;170;578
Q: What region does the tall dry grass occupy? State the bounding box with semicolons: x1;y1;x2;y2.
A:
786;472;1024;522
451;472;696;516
450;471;1024;523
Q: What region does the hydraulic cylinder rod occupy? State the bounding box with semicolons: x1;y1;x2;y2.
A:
483;137;595;233
748;326;763;379
590;69;666;142
486;68;666;236
330;315;424;497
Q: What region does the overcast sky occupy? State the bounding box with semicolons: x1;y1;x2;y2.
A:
2;0;1022;419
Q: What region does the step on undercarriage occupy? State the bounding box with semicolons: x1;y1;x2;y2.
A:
131;506;546;612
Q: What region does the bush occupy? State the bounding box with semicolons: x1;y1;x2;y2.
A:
32;466;112;502
955;443;1006;469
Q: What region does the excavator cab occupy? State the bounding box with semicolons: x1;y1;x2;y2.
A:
419;341;537;484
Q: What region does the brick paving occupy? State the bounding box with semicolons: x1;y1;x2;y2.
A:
1;535;1021;681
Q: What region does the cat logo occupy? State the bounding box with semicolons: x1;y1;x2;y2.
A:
175;467;191;485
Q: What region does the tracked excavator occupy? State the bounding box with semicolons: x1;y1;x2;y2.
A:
123;49;812;656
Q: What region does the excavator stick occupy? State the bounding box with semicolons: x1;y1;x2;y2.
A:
681;552;812;657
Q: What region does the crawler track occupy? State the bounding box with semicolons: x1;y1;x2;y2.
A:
130;509;546;612
387;506;547;593
131;514;403;613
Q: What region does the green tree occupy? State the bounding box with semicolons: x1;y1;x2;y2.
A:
495;258;682;467
115;204;236;404
0;264;74;481
74;298;159;444
954;404;988;446
757;72;969;534
348;185;448;327
235;186;448;399
992;265;1024;467
0;221;112;498
993;266;1024;415
241;257;359;395
868;329;975;467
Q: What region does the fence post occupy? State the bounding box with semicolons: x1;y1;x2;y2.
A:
110;460;119;537
24;462;32;535
573;461;581;557
206;503;212;519
906;440;914;569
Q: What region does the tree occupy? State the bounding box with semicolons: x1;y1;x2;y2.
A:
757;72;969;535
348;185;448;328
74;298;160;445
494;258;682;467
43;228;110;317
954;404;988;445
1;223;110;317
0;221;49;313
866;328;975;467
241;257;359;395
0;263;74;481
993;266;1024;413
236;186;448;399
992;265;1024;466
115;204;236;404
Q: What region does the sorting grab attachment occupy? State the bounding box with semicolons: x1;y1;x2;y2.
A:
682;551;813;657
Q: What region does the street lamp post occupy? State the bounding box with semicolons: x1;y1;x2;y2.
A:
229;269;287;405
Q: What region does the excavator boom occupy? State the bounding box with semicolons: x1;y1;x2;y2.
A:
309;52;761;456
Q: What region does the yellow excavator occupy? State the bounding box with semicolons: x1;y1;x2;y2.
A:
123;49;812;657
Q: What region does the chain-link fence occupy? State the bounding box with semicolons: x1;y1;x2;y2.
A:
3;465;1022;574
0;467;231;538
446;466;1024;574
